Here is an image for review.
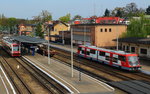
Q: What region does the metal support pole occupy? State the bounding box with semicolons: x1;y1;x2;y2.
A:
62;31;65;45
116;26;118;51
71;28;74;77
48;26;50;64
84;25;86;45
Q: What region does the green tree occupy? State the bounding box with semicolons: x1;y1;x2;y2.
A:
146;6;150;15
59;13;71;23
72;15;82;21
104;9;110;17
7;18;17;26
33;10;52;23
40;10;52;22
116;9;123;17
7;17;18;34
35;23;43;38
121;16;150;38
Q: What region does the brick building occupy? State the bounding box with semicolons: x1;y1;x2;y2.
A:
71;24;127;48
18;24;36;35
49;21;69;42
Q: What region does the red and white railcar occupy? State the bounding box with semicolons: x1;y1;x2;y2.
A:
77;45;141;71
2;37;21;56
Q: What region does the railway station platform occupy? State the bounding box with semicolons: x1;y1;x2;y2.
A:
23;54;114;94
0;65;15;94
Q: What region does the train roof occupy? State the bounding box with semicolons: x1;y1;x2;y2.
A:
79;45;133;55
2;37;18;44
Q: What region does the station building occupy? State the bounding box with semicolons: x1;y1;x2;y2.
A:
71;24;127;48
114;37;150;59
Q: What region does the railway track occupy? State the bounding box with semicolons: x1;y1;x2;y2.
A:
52;46;150;94
0;49;70;94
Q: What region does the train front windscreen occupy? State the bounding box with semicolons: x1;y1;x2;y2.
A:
13;46;19;51
128;56;139;66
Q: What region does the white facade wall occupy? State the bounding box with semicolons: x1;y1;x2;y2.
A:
121;43;150;58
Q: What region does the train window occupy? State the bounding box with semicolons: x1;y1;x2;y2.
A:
99;51;105;56
78;47;82;51
13;46;19;51
106;56;110;60
86;51;90;55
119;55;126;62
81;50;85;54
113;57;118;63
90;49;96;54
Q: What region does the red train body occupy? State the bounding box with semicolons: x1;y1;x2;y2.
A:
2;37;21;57
77;45;141;71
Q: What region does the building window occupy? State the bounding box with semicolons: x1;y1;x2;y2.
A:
105;29;107;32
131;47;135;53
126;46;129;52
100;29;103;32
140;48;147;54
123;45;125;51
109;28;111;32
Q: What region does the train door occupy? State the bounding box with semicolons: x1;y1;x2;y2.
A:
105;52;111;65
89;49;97;60
80;47;86;57
118;55;126;67
85;48;90;59
98;51;106;63
112;54;121;67
11;44;13;54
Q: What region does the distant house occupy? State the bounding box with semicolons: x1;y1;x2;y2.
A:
18;24;36;35
48;21;69;42
114;37;150;59
71;23;127;48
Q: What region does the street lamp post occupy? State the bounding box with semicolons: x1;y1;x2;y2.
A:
84;25;86;45
71;28;74;77
47;25;50;64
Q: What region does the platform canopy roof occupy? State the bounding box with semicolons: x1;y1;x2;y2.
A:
11;36;47;44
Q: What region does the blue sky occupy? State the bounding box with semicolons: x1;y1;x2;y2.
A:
0;0;149;20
